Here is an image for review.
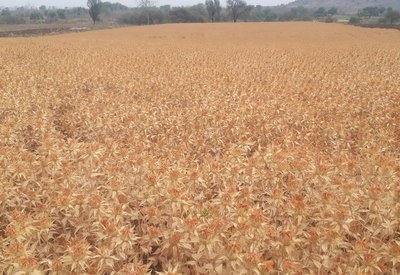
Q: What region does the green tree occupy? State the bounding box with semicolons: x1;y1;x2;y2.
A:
263;8;277;22
205;0;221;22
385;9;400;25
138;0;157;25
327;7;338;15
87;0;101;24
314;7;326;17
30;11;44;21
1;8;12;16
169;7;192;23
48;11;57;19
226;0;251;23
57;9;66;19
291;7;311;20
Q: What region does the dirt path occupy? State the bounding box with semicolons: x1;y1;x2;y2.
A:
0;23;119;37
0;27;89;37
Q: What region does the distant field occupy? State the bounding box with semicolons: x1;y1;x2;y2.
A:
0;23;399;274
0;22;116;37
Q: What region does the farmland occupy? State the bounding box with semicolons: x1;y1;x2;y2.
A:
0;23;399;274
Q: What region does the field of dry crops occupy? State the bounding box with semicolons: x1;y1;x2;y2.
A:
0;22;399;274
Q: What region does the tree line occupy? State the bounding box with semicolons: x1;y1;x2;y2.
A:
350;7;400;25
87;0;400;25
110;0;256;25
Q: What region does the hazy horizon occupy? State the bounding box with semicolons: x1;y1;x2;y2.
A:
0;0;293;8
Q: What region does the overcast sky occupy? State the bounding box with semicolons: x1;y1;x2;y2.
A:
1;0;293;8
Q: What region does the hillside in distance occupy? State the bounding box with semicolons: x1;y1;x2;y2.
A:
284;0;400;13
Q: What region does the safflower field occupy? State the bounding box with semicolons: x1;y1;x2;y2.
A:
0;22;399;274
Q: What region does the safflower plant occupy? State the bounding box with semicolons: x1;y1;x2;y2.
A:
0;22;399;274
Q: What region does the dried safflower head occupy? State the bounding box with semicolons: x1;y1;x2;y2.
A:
149;226;161;238
244;252;260;267
20;255;39;271
169;232;182;246
62;238;91;272
183;218;198;229
259;260;274;273
250;208;265;223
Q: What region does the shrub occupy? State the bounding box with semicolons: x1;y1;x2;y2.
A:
118;8;165;25
324;15;337;23
1;8;11;16
30;12;44;21
385;10;400;25
118;12;147;25
349;16;361;24
0;15;26;24
57;9;66;20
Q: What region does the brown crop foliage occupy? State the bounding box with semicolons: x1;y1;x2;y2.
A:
0;22;399;274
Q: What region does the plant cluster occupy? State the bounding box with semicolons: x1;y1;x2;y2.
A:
0;23;399;274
